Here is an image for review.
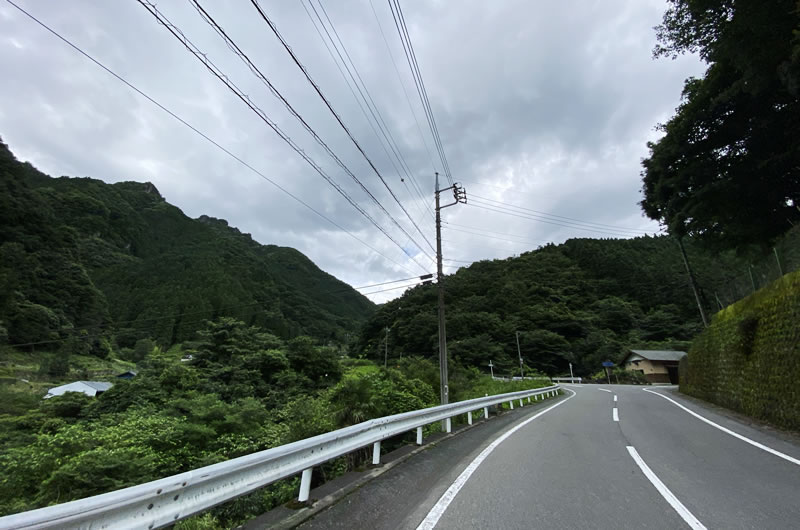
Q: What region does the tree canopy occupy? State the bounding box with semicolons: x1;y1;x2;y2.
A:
641;0;800;247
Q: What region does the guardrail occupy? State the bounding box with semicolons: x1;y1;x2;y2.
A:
0;384;561;530
552;377;582;384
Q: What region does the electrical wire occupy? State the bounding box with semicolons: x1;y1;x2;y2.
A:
368;0;438;178
2;0;418;278
188;0;433;263
247;0;435;255
312;0;433;221
135;0;431;273
468;201;651;238
470;193;654;234
386;0;453;186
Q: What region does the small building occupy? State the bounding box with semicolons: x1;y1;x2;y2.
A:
44;381;113;399
622;350;686;384
116;371;138;379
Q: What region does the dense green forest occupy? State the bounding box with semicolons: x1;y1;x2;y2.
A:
0;138;374;359
358;231;799;377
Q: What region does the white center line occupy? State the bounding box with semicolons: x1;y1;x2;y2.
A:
598;388;612;393
627;446;706;529
642;389;800;466
613;407;619;422
416;389;577;530
613;395;618;402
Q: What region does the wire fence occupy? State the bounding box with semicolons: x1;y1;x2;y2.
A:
712;226;800;310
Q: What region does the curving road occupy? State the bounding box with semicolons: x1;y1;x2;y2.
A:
299;385;800;529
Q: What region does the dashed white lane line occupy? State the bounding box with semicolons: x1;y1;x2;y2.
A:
613;408;619;422
416;389;577;530
627;446;707;530
598;388;612;393
642;388;800;466
613;395;618;402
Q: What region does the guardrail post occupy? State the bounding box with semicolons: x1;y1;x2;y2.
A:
519;398;523;407
372;441;381;465
484;406;489;419
445;417;452;433
299;468;313;502
467;411;473;425
416;426;423;445
527;396;531;403
509;400;514;410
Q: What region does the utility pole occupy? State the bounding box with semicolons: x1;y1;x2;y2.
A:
515;331;524;379
489;360;494;379
384;327;389;369
435;172;466;407
748;265;756;293
676;237;708;328
569;362;574;383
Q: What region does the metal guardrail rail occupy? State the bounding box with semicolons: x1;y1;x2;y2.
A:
0;384;561;530
552;377;582;384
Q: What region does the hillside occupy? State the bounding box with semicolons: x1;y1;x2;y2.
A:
358;235;784;376
0;139;374;355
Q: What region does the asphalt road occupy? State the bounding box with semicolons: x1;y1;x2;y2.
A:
299;385;800;529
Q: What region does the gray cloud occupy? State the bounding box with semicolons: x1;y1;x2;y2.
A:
0;0;704;301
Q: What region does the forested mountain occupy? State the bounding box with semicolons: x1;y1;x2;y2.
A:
0;139;374;355
358;235;769;376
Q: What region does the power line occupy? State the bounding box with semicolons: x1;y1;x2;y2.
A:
470;193;654;234
188;0;433;264
368;0;438;178
387;0;453;186
299;0;433;229
246;0;435;256
468;200;651;238
310;0;433;222
2;0;418;278
443;222;551;246
136;0;431;273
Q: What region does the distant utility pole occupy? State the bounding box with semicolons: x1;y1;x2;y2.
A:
435;172;466;407
488;360;494;379
748;265;756;293
384;326;389;369
515;331;524;379
676;237;708;328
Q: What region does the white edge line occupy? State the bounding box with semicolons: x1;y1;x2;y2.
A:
642;388;800;466
415;389;576;530
598;388;612;393
613;408;619;422
627;446;707;530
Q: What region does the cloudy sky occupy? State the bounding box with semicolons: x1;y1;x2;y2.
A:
0;0;704;302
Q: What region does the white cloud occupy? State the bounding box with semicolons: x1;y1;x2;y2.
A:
0;0;703;303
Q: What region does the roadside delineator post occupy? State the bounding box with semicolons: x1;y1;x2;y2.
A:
416;426;423;445
299;468;312;502
372;442;381;465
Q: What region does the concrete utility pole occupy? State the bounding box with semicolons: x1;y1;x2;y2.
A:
569;362;574;383
488;360;494;379
435;172;466;407
676;237;708;328
515;331;524;379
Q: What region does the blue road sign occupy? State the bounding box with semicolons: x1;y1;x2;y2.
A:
601;361;615;367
